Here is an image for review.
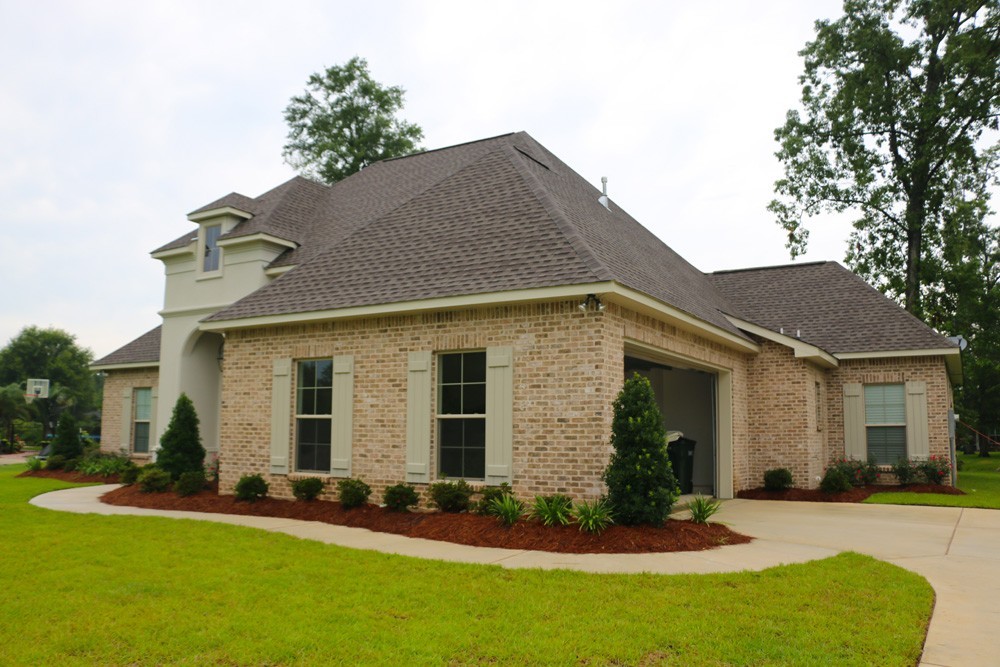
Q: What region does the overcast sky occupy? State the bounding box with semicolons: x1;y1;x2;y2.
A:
0;0;852;360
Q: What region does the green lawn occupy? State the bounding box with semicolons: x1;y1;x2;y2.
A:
865;453;1000;509
0;465;932;666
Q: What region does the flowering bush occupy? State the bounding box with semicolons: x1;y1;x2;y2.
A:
918;456;951;485
827;458;880;487
205;454;220;482
891;458;920;485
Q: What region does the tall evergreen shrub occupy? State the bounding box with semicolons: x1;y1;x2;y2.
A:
602;373;678;525
157;393;206;480
51;412;84;460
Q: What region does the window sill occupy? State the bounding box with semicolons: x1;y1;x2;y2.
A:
287;472;336;481
195;272;223;282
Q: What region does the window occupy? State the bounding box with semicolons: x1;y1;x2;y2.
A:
133;388;152;454
864;384;906;465
203;224;222;272
815;381;823;431
437;351;486;479
296;360;332;472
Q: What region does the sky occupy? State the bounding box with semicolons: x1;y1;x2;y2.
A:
0;0;852;360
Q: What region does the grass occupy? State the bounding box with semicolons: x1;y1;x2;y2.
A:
0;464;933;666
865;453;1000;509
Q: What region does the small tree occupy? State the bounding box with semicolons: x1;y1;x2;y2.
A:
603;373;678;525
50;412;83;460
157;394;205;480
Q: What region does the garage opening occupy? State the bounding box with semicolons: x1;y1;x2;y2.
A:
625;353;718;496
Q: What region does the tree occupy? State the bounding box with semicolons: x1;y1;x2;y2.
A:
157;393;205;480
50;412;84;460
282;56;424;184
0;326;99;435
0;384;30;446
603;374;678;526
769;0;1000;317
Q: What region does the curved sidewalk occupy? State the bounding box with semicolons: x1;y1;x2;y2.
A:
31;485;1000;667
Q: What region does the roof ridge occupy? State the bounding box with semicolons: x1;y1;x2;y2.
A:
502;144;614;282
711;260;832;275
379;132;518;164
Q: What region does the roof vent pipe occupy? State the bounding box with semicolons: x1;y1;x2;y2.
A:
598;176;610;210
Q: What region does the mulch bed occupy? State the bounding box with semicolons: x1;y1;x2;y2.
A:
738;483;965;503
91;482;750;555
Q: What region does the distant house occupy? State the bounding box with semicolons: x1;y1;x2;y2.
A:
91;132;961;500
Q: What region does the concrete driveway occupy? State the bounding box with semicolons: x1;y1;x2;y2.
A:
29;485;999;667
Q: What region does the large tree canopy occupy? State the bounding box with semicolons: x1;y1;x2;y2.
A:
282;56;424;184
0;326;98;434
769;0;1000;317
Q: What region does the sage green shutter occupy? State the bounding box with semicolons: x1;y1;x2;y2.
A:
485;346;513;484
270;359;292;474
120;388;133;451
843;383;866;460
330;355;354;477
905;381;930;460
406;351;432;483
149;388;159;451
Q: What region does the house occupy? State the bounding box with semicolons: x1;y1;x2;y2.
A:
91;132;961;500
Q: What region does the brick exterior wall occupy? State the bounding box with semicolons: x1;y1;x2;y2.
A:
219;301;622;502
744;343;828;489
826;356;953;465
214;298;956;501
99;368;159;460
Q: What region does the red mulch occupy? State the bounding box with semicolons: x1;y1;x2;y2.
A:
18;469;124;484
738;483;965;503
97;483;750;554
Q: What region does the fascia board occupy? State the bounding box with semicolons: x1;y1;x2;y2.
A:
90;361;160;371
187;206;253;222
216;233;297;250
836;348;963;384
725;315;838;368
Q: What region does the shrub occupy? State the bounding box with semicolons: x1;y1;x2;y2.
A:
688;495;722;525
45;454;67;470
77;452;133;477
138;467;172;493
828;458;880;487
234;474;269;502
490;494;524;526
174;470;207;497
25;456;42;472
919;456;951;485
383;483;419;512
891;459;920;485
574;499;614;535
474;483;513;515
62;458;79;472
14;419;43;447
51;413;84;460
530;494;573;526
603;374;678;526
158;394;206;480
292;477;326;501
428;479;475;513
763;468;793;491
337;478;372;509
119;463;141;486
820;466;852;494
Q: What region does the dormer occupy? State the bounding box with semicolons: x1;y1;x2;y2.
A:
187;204;253;279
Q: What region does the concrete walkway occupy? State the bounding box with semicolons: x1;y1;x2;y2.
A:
30;486;1000;667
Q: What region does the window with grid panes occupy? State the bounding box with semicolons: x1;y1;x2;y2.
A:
437;351;486;479
864;384;906;465
296;360;333;472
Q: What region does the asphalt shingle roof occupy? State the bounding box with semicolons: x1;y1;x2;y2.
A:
92;326;161;367
200;132;746;339
708;262;955;354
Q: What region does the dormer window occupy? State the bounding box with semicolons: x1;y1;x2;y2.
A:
203;224;222;272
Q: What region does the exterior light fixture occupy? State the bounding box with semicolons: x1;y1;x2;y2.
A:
579;294;605;312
